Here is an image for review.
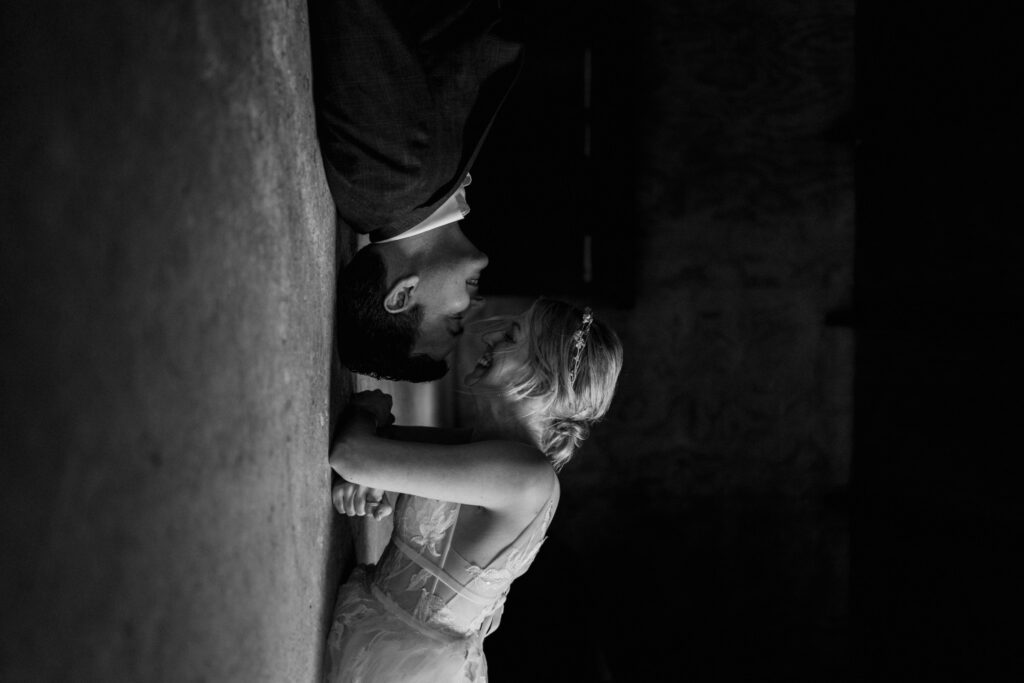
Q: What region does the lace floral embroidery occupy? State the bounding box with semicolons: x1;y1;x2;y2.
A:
337;600;374;624
464;529;548;587
411;588;467;636
463;590;507;634
411;590;448;622
541;498;556;530
405;499;458;557
407;567;432;592
464;563;511;584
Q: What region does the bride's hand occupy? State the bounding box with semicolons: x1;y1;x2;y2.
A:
329;391;396;494
332;479;393;520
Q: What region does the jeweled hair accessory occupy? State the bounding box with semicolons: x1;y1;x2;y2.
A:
568;308;594;386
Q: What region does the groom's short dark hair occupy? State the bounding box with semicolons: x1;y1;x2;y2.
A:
336;248;448;382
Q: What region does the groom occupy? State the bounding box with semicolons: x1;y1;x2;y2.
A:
311;0;524;382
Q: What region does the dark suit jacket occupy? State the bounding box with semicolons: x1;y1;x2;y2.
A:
311;0;523;242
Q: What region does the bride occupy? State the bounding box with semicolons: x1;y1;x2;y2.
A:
325;298;623;682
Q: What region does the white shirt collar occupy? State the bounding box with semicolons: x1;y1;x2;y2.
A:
373;174;473;244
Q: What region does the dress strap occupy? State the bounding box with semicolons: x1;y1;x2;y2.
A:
431;503;461;597
391;535;493;607
368;583;465;644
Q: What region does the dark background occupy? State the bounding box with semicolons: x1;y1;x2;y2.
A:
470;1;1023;681
850;3;1022;680
3;1;1022;681
479;0;855;679
466;0;640;306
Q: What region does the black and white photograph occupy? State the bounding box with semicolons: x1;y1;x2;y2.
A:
2;1;1020;681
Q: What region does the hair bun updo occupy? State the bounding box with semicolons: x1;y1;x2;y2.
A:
541;416;590;471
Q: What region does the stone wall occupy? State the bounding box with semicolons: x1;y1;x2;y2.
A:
1;2;346;681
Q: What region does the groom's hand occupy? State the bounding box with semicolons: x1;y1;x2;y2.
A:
334;390;396;445
332;479;393;520
349;390;395;428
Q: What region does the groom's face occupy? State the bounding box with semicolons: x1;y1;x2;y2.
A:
409;228;489;361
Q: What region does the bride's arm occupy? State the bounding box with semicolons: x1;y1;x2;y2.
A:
331;427;471;518
330;410;553;513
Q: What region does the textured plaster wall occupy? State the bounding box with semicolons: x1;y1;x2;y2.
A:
1;2;347;681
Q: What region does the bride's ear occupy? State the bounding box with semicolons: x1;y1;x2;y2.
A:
383;275;419;314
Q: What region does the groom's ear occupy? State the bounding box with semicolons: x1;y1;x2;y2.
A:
383;275;419;314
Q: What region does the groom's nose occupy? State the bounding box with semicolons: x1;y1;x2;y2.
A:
471;246;488;271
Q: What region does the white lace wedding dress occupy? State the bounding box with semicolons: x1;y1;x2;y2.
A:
324;483;559;682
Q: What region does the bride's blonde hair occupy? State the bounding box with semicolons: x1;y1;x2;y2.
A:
502;298;623;470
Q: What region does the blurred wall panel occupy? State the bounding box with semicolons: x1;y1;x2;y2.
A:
467;0;640;304
477;2;856;681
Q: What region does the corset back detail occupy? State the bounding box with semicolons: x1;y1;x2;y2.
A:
371;484;558;639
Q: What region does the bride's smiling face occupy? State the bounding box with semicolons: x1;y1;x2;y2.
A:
464;314;531;389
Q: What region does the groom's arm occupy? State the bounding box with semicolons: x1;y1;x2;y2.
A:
309;0;524;237
378;425;474;445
